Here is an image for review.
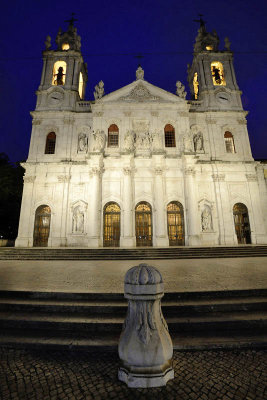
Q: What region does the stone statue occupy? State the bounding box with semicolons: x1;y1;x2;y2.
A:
72;205;84;233
193;73;199;100
193;132;204;152
94;81;104;100
45;35;51;50
136;66;144;80
78;133;88;152
152;131;162;150
124;130;134;151
212;66;222;85
224;37;231;51
92;129;106;151
183;132;193;152
54;67;65;86
201;208;212;231
176;81;187;99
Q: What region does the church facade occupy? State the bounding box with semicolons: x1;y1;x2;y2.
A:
16;20;267;248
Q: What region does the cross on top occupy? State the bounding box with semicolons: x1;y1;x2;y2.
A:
65;13;78;27
193;14;206;28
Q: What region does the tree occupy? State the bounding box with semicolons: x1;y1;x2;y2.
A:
0;153;24;240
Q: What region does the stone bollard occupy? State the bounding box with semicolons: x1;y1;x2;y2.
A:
118;263;174;388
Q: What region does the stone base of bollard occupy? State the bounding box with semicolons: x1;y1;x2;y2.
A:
118;364;174;388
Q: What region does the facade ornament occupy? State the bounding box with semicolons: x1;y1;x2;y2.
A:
238;119;247;125
246;173;257;182
206;118;216;125
32;119;41;126
155;167;163;175
44;35;51;50
136;66;144;80
91;166;102;176
77;132;88;153
193;132;204;152
57;175;71;183
176;81;187;99
24;176;36;183
94;80;104;100
212;173;225;182
63;117;74;125
184;167;195;176
201;207;212;232
71;202;87;234
135;132;152;150
123;130;134;152
123;111;132;117
91;130;106;152
118;264;174;388
123;167;132;175
119;83;160;102
224;37;231;51
151;111;159;117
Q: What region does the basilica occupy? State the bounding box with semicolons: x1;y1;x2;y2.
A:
15;19;267;248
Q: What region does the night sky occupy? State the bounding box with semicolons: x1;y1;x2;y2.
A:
0;0;266;162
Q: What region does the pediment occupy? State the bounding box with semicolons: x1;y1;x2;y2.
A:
100;80;183;104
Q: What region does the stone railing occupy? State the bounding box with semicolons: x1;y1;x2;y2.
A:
76;101;91;112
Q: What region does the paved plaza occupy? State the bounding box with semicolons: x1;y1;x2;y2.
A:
0;257;267;293
0;347;266;400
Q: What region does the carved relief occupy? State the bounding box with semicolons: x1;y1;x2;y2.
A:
71;200;88;234
136;301;156;344
77;133;88;153
123;131;135;152
57;175;71;183
91;130;106;152
119;83;160;102
152;131;162;151
24;176;36;183
246;174;257;182
201;206;213;232
183;131;194;152
193;132;204;152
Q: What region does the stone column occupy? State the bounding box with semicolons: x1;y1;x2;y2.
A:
15;176;36;247
212;173;235;244
121;167;135;247
154;167;168;247
88;166;102;247
118;263;174;388
184;166;200;245
246;173;267;244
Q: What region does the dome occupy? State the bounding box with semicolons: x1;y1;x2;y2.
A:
124;263;163;285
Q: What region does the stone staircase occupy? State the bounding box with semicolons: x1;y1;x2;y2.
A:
0;289;266;350
0;245;267;260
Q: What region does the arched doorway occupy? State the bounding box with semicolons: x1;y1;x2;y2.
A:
135;202;152;247
103;202;120;247
33;205;51;247
233;203;251;244
167;201;185;246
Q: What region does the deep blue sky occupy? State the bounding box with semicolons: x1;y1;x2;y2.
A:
0;0;266;162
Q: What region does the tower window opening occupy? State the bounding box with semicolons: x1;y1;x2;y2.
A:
62;43;70;51
45;132;56;154
164;124;176;147
211;61;226;86
78;72;83;99
108;124;119;147
193;72;199;99
52;61;67;86
224;131;235;153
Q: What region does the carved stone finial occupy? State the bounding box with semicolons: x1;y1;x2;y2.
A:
94;80;104;100
45;35;51;50
136;66;144;80
176;81;187;99
224;37;231;50
118;263;174;388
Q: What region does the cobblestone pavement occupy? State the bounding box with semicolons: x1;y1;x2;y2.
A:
0;348;266;400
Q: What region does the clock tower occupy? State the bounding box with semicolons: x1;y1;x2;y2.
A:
187;18;243;111
36;17;88;111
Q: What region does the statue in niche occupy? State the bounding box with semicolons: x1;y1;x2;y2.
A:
224;37;231;51
78;133;88;152
183;132;193;152
45;35;51;50
92;129;106;151
54;67;65;86
176;81;187;99
152;131;162;150
193;73;199;100
136;66;144;80
94;81;104;100
193;132;204;152
201;208;212;232
124;130;134;151
142;132;152;149
212;66;222;85
72;205;84;233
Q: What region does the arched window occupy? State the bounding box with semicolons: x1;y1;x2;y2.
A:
45;132;56;154
108;124;119;147
233;203;251;244
52;61;67;86
33;205;51;247
103;202;121;247
211;61;226;86
224;131;235;153
164;124;176;147
78;72;83;99
135;202;152;247
167;202;185;246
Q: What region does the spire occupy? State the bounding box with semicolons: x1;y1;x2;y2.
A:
193;16;219;53
55;15;81;51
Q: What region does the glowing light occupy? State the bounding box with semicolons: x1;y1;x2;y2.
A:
193;72;199;99
211;61;226;86
52;61;67;86
62;43;70;50
78;72;83;98
206;45;213;50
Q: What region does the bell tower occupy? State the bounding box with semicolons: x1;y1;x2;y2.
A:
187;17;243;111
36;16;88;111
